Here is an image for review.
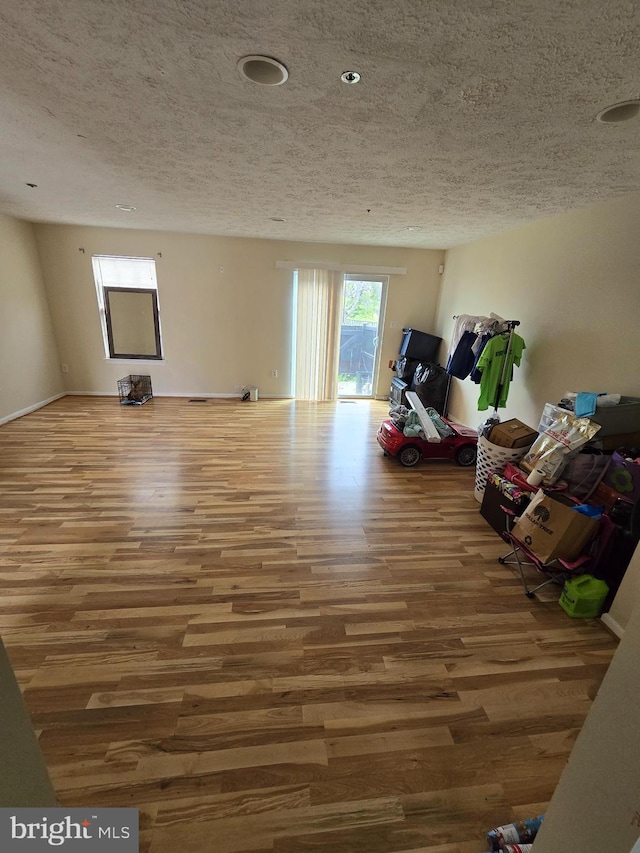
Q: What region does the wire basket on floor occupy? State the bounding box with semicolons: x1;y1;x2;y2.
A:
118;375;153;405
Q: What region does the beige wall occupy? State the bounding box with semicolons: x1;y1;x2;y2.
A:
433;194;640;850
435;192;640;430
34;225;444;398
607;542;640;634
532;597;640;853
0;214;64;423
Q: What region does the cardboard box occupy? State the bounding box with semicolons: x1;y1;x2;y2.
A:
512;490;599;564
489;419;538;449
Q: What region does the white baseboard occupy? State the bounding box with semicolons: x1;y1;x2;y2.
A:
66;391;237;398
66;391;239;398
65;392;295;400
0;392;66;426
601;612;624;639
65;391;120;397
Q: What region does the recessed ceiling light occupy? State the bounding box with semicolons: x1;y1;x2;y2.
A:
341;71;361;84
270;217;286;222
406;226;422;231
596;99;640;124
115;204;136;211
237;55;288;86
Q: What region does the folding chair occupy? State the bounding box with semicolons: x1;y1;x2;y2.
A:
498;506;614;598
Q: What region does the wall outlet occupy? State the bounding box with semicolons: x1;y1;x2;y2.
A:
233;384;241;393
61;364;69;373
271;369;278;378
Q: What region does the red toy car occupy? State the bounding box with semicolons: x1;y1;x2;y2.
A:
377;417;478;467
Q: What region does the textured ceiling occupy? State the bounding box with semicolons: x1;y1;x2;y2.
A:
0;0;639;248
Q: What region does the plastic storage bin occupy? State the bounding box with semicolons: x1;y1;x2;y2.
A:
559;575;609;618
537;402;566;434
539;398;640;438
589;396;640;437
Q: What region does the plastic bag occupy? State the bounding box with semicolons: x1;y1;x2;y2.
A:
572;503;603;518
563;452;611;500
478;414;500;438
522;412;601;485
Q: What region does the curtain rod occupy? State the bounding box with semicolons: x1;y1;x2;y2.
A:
276;260;407;275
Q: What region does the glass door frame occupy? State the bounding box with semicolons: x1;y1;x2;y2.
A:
337;274;389;399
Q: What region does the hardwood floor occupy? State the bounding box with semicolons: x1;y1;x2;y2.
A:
0;396;618;852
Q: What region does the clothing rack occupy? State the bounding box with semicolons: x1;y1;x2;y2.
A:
447;315;521;416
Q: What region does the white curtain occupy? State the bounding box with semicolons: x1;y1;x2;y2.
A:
295;268;343;401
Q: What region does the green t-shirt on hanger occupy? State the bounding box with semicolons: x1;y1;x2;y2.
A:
476;332;525;411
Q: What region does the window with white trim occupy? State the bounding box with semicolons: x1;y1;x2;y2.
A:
92;255;163;359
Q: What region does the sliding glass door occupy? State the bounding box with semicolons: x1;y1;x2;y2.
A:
292;270;388;401
337;275;388;398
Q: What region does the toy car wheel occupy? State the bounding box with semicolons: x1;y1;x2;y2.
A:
399;446;421;467
455;445;477;467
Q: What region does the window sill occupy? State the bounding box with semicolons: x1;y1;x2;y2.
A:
104;358;166;364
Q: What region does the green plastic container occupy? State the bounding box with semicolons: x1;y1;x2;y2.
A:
559;575;609;618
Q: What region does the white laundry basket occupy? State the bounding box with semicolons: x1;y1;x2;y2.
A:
474;435;528;502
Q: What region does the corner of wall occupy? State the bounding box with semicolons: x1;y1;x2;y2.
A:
0;214;65;422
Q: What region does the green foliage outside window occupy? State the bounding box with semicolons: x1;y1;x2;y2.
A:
342;281;382;324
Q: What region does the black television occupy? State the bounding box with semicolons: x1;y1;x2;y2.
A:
398;328;441;363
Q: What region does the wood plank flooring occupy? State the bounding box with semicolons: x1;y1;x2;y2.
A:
0;396;618;852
